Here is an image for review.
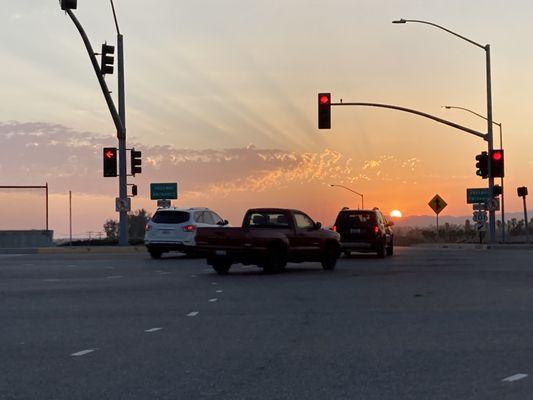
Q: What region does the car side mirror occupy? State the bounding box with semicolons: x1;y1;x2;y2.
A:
315;222;322;230
217;220;229;226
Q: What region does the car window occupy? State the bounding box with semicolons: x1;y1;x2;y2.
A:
152;211;190;224
211;212;223;225
194;212;204;223
202;211;215;225
336;211;376;228
294;213;314;229
247;212;290;228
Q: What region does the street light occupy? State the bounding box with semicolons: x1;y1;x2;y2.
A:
442;105;505;241
393;18;497;243
329;184;364;209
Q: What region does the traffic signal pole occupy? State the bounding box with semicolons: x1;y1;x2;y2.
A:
485;45;497;244
112;0;128;246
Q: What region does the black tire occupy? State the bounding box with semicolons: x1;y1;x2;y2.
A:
149;250;163;259
212;259;232;275
262;243;287;274
321;242;339;270
386;242;394;256
377;241;386;258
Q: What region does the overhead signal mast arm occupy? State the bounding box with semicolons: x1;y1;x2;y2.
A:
331;101;487;140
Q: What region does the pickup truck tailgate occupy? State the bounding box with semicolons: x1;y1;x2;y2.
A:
195;227;247;249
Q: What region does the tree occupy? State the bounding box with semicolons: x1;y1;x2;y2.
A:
103;219;119;240
128;209;151;241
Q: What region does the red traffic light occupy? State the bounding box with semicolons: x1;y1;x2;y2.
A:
105;150;115;159
319;95;330;105
492;150;503;161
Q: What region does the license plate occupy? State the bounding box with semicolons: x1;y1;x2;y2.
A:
161;230;172;235
350;228;361;234
215;250;227;256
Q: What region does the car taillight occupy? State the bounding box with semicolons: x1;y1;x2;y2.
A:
373;225;380;234
183;225;196;232
331;225;337;232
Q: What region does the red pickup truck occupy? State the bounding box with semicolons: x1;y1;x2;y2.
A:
196;208;341;274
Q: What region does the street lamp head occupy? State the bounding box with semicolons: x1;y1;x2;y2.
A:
442;105;452;109
392;19;407;24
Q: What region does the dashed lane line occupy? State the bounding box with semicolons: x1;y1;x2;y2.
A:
502;374;528;383
216;290;223;293
208;298;218;303
145;327;163;333
187;312;199;317
71;349;98;357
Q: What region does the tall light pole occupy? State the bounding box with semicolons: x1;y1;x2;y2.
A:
329;184;364;209
442;105;505;242
393;19;497;243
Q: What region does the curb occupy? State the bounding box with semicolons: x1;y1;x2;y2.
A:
0;246;147;255
413;243;533;250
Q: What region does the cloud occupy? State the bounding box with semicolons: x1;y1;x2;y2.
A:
0;121;421;198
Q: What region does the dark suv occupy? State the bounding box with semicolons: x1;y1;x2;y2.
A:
333;208;394;258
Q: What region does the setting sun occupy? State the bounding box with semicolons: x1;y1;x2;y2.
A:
390;210;403;218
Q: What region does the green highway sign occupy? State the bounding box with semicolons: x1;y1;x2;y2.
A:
467;188;490;204
150;183;178;200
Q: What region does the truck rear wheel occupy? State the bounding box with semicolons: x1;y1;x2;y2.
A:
262;243;287;274
211;259;232;275
321;242;339;271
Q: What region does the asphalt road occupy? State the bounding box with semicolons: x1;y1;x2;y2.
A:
1;247;533;400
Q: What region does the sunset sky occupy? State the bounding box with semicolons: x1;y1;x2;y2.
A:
1;0;532;237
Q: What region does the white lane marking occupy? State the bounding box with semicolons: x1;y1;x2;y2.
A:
211;282;218;285
190;274;198;278
502;373;528;382
71;348;97;357
208;298;218;303
187;311;199;317
216;290;223;293
145;327;163;333
43;279;61;282
106;275;123;279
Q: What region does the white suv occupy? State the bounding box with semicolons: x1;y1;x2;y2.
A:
145;207;228;259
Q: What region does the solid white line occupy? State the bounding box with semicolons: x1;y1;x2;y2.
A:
71;348;97;357
502;373;528;382
216;290;223;293
145;327;163;333
208;298;218;302
187;311;199;317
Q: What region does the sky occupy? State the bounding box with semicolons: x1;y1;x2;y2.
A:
1;0;532;237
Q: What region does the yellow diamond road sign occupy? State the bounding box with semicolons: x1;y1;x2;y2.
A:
428;194;447;215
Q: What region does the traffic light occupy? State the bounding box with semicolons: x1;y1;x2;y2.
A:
475;151;488;179
103;147;117;177
131;185;138;197
493;185;503;197
318;93;331;129
100;43;115;75
60;0;77;10
490;149;504;178
130;149;142;176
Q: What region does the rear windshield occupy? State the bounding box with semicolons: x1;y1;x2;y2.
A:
245;212;290;228
336;211;376;228
151;211;190;224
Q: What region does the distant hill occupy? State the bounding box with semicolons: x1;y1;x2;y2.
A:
395;211;533;227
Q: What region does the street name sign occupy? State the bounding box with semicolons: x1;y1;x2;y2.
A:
428;194;447;215
150;183;178;200
467;188;490;204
